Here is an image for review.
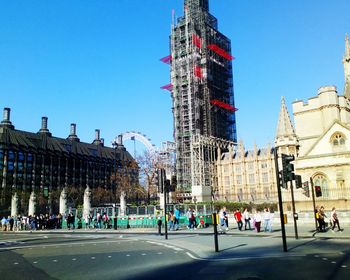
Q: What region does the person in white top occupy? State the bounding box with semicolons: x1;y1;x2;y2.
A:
243;208;251;230
263;208;271;232
254;210;262;232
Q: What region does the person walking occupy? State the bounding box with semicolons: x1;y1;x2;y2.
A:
263;208;271;232
186;207;195;230
331;207;342;232
219;207;228;231
174;207;180;230
243;208;251;230
234;209;243;231
318;206;327;232
254;210;262;233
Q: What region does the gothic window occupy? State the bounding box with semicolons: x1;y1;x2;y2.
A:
248;162;254;171
236;175;242;185
248;174;255;184
331;133;346;148
235;164;241;173
262;172;269;183
313;174;329;198
224;176;230;186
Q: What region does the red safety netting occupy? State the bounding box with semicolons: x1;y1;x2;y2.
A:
207;44;234;61
160;84;173;91
210;99;238;112
192;34;202;49
160;55;172;64
194;65;202;78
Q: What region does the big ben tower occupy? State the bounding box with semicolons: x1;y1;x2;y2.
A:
169;0;237;199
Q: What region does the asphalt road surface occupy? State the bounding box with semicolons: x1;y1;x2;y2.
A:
0;231;349;280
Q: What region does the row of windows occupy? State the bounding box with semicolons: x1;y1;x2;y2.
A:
223;172;270;186
222;162;271;174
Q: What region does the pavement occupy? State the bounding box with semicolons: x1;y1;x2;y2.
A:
1;222;348;256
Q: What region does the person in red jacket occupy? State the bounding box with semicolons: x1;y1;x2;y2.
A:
234;209;243;231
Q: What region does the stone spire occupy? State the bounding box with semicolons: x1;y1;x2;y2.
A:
343;34;350;99
275;97;299;155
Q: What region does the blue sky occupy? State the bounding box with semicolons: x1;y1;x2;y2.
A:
1;0;349;154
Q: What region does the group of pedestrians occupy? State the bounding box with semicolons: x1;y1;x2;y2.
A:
316;206;343;232
217;207;274;233
1;213;64;232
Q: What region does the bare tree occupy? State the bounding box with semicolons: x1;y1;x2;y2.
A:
136;150;163;204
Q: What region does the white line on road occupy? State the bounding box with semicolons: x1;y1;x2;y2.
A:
141;253;147;256
341;265;347;268
108;256;112;258
185;252;307;262
14;262;19;265
91;257;95;260
72;258;76;261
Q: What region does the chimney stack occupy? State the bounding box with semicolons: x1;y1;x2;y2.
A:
95;129;100;140
68;123;80;141
38;116;51;135
1;107;14;129
92;129;102;145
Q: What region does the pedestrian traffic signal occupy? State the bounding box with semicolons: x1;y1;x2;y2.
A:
281;154;295;183
315;185;322;197
155;168;166;193
295;175;302;189
279;171;287;189
302;181;310;198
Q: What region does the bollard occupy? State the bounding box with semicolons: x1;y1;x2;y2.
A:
157;218;162;235
212;212;219;252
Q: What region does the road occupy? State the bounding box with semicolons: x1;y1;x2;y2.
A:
0;230;349;280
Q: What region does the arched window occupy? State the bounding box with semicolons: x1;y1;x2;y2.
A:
331;133;346;147
313;174;329;198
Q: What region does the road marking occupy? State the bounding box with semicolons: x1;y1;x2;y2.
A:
322;258;328;261
91;257;95;260
141;253;146;256
126;254;130;257
72;258;76;261
331;261;336;264
185;252;306;262
108;256;112;258
14;262;19;265
157;252;163;255
33;261;38;264
314;255;319;258
341;265;347;268
0;239;134;251
53;260;58;262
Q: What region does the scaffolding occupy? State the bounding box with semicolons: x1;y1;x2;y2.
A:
168;0;237;197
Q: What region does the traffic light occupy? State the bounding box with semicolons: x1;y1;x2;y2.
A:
155;168;166;193
164;179;171;192
302;181;310;197
315;185;322;197
295;175;302;189
281;154;295;183
279;171;287;189
170;175;177;192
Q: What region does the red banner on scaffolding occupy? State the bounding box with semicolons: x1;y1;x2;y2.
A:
194;65;202;78
160;84;173;91
192;34;202;49
160;55;172;64
207;44;234;61
210;99;237;112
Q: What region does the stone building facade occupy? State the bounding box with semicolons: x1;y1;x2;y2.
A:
216;35;350;211
0;108;137;215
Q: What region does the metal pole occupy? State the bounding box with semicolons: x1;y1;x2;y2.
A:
212;212;219;252
310;177;318;231
274;147;287;252
290;180;299;239
164;170;168;240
